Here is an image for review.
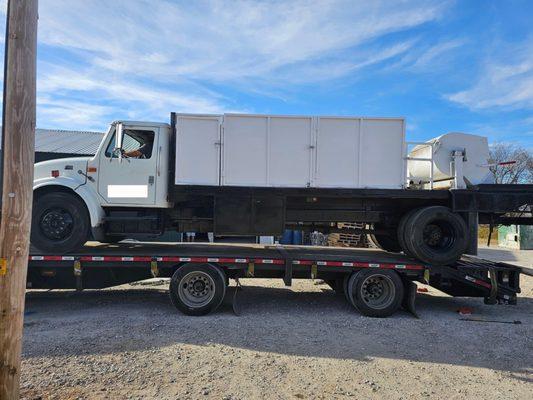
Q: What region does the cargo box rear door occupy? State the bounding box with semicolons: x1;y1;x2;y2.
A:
175;115;221;186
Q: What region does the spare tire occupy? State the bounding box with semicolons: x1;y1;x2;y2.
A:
403;206;468;265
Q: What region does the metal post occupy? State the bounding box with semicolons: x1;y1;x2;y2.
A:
465;212;479;256
429;143;434;190
452;151;466;189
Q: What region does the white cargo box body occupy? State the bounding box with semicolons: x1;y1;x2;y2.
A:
174;113;406;189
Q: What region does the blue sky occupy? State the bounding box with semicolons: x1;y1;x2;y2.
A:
1;0;532;147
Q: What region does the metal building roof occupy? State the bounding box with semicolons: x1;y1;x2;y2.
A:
1;127;105;154
34;128;105;155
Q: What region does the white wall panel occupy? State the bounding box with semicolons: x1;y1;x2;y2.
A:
175;116;220;185
268;116;313;187
359;119;405;188
223;115;268;186
315;117;361;188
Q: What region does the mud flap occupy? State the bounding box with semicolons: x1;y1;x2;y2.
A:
402;280;419;318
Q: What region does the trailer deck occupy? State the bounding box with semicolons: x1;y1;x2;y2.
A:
26;242;523;317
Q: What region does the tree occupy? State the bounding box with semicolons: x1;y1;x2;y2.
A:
489;143;533;184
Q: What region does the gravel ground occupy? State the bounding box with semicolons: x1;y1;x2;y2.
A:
20;247;532;400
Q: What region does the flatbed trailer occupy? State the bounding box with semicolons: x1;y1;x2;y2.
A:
26;242;525;318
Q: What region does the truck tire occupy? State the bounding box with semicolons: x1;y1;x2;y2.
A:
169;263;227;316
403;206;468;265
368;223;402;252
347;269;404;317
397;209;420;257
31;192;90;253
104;235;126;244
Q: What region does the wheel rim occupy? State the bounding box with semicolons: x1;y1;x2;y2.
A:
177;271;216;308
39;208;74;240
360;275;395;310
422;220;455;252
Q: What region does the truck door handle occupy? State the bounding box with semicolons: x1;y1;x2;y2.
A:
148;176;155;185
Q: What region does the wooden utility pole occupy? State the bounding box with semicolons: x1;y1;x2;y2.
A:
0;1;38;399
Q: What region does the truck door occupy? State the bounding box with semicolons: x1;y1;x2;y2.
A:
97;124;160;205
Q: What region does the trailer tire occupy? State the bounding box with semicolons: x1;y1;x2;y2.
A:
325;278;344;295
403;206;468;265
368;223;402;253
347;269;404;317
169;263;227;316
31;192;90;253
343;274;352;303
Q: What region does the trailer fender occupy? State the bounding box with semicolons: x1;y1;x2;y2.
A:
33;177;105;230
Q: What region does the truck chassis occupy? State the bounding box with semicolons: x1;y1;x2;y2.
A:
27;242;525;318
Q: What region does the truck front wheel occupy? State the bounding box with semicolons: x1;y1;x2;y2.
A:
31;192;90;253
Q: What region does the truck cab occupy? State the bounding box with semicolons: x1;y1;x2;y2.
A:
88;121;171;208
32;121;171;253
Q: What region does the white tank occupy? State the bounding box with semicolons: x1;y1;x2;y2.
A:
408;132;493;188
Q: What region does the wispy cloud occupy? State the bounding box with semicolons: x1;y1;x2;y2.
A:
386;38;465;72
411;39;465;68
37;0;446;81
17;0;448;129
37;96;113;130
38;63;229;123
446;38;533;110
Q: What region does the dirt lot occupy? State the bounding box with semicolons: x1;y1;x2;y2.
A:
20;246;532;400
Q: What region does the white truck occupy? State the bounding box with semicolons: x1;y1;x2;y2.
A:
31;112;533;265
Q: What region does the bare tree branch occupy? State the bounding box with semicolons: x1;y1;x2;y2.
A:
489;143;533;184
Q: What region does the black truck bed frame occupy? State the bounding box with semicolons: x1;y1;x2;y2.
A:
27;242;524;316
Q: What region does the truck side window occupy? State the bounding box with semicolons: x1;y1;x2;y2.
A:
123;130;154;159
105;132;116;158
104;129;155;159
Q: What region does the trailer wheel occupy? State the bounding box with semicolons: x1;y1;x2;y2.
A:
31;192;90;253
368;223;402;252
169;263;227;316
403;206;468;265
347;269;404;317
